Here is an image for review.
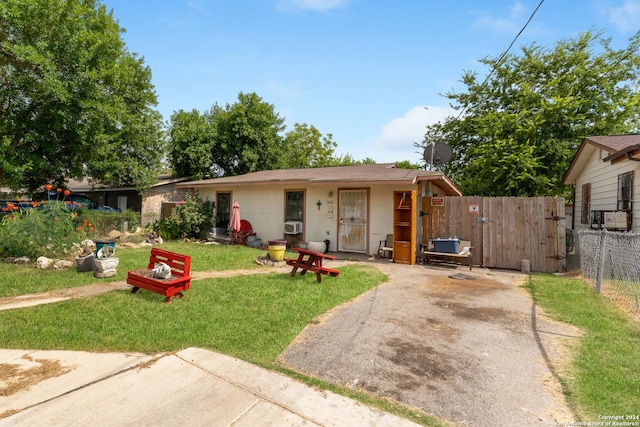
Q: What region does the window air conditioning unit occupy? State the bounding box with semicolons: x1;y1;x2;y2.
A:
284;221;303;234
604;211;628;230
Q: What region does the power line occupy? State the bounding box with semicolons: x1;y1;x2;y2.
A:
596;41;640;84
454;0;545;120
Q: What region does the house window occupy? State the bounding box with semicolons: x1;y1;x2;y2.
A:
581;183;591;224
617;171;634;211
216;192;231;228
285;191;304;221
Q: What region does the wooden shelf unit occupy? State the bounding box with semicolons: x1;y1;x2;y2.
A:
392;190;416;265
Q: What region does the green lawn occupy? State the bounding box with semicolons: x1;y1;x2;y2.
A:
0;242;265;297
524;274;640;420
0;241;446;426
0;264;382;363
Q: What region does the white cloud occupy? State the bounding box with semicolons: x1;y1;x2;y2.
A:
274;0;348;12
603;0;640;33
264;78;306;103
187;1;209;15
472;2;528;33
363;106;455;163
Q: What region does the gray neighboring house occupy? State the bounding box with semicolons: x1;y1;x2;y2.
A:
67;175;191;227
176;163;462;256
563;134;640;232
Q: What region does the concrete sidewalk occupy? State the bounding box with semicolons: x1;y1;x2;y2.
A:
0;347;420;426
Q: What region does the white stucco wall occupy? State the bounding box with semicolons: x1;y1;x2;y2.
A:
574;147;640;232
198;182;426;255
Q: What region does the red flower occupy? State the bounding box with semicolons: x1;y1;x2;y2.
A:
56;188;62;193
45;184;53;191
66;200;71;205
31;201;38;207
64;189;71;196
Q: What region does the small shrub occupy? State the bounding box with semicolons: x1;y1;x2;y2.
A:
153;193;214;240
81;209;140;236
0;201;79;259
0;200;142;259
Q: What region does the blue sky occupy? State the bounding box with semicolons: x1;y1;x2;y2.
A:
102;0;640;165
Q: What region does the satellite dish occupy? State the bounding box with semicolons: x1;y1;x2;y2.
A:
423;142;452;170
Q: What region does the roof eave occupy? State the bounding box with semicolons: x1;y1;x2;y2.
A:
416;174;463;196
602;144;640;162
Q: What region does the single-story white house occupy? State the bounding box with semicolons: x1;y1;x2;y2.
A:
176;163;462;256
563;134;640;232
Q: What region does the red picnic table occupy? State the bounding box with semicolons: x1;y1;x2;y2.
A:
285;247;340;283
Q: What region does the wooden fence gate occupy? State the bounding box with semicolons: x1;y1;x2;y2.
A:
421;196;566;273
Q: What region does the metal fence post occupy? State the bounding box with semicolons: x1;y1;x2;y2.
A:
595;230;606;294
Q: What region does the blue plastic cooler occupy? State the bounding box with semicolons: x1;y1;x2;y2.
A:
432;238;459;253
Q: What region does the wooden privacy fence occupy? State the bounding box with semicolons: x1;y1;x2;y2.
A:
421;196;566;273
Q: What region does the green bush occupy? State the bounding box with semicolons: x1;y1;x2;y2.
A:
0;201;79;259
151;193;214;240
81;209;140;236
0;202;142;259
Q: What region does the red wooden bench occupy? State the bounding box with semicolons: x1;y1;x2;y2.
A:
126;248;192;303
285;247;340;284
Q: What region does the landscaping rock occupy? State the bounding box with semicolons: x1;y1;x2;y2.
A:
107;229;123;240
36;257;53;269
13;256;30;264
255;256;286;267
80;239;96;250
117;242;142;249
53;260;73;270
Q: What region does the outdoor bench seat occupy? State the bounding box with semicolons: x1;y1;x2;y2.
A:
422;239;473;270
126;248;192;303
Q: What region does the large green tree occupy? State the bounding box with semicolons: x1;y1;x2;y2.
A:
0;0;165;192
211;92;286;176
169;109;215;180
168;92;341;177
419;30;640;197
281;123;336;169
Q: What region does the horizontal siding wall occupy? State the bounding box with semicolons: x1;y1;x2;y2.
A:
574;147;640;232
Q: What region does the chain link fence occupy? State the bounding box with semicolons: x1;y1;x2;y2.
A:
575;229;640;322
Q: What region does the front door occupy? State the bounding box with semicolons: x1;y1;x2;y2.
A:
216;192;231;228
338;189;367;253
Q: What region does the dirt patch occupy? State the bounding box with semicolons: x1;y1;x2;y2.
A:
0;355;71;398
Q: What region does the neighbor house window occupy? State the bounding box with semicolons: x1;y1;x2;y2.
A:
581;183;591;224
285;191;304;222
617;171;634;211
216;192;231;228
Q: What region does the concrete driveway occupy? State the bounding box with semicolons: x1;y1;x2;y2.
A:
279;261;580;427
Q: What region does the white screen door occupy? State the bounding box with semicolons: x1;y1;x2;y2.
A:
338;189;367;253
